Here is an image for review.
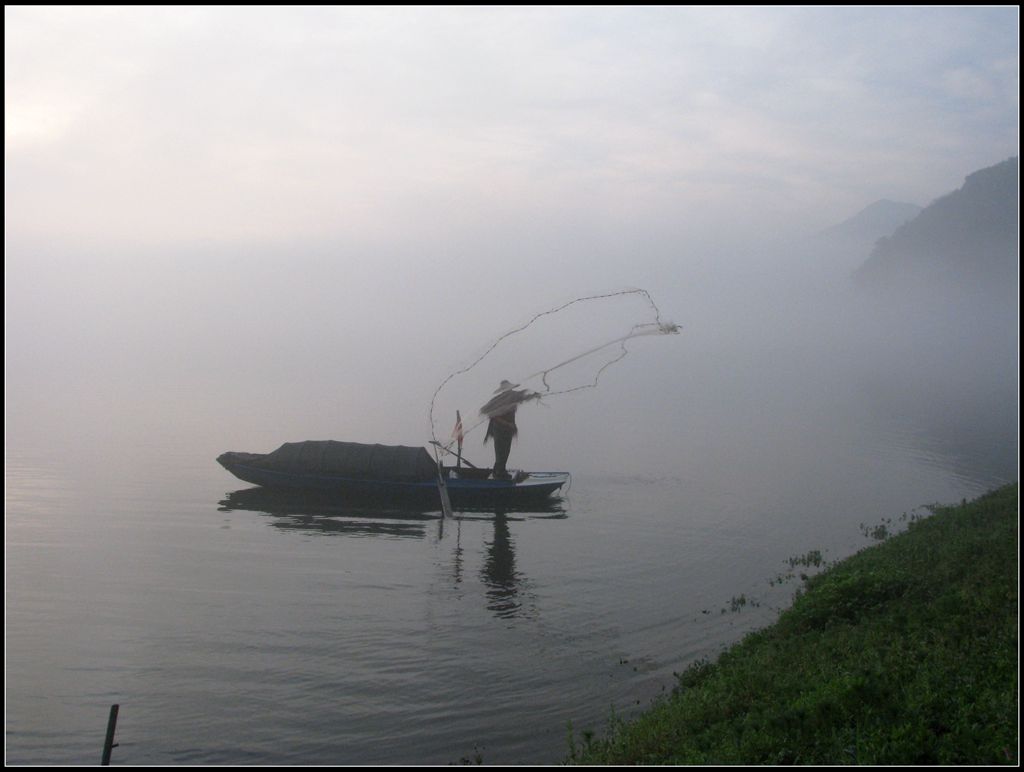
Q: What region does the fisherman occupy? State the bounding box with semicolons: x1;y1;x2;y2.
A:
479;380;539;480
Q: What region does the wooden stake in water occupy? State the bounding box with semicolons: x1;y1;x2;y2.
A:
101;704;119;766
433;447;453;518
437;469;453;518
456;410;463;470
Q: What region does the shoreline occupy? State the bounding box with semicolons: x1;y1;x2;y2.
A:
568;483;1019;765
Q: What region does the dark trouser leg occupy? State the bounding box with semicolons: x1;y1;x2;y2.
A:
493;432;513;479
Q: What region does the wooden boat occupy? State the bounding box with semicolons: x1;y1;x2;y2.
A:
216;440;568;508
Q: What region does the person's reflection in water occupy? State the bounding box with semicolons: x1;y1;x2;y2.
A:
481;511;522;618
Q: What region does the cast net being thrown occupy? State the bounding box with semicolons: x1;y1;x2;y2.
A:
428;288;680;456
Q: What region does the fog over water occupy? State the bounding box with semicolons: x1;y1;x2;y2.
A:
5;6;1018;766
7;7;1018;473
6;224;1015;484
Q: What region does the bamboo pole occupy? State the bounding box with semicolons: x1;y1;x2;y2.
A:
101;704;119;765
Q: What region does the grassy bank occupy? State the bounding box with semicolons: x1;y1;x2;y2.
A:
569;483;1019;765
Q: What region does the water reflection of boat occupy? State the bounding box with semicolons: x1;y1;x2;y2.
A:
216;440;569;508
219;486;562;620
218;487;437;538
218;485;567;538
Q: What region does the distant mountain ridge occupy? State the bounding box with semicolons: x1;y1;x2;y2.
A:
853;157;1019;293
819;199;922;244
793;199;925;286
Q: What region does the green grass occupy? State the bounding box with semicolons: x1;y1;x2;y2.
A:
569;483;1019;765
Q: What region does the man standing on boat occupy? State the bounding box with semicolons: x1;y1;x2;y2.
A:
480;380;539;480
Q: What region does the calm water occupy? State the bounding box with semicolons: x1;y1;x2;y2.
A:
5;396;1013;766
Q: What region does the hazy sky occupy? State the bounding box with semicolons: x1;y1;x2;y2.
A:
6;6;1018;250
4;6;1020;467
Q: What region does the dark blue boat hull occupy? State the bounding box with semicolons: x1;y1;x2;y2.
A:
217;452;567;507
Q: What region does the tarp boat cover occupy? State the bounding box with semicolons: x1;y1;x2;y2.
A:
218;440;569;507
250;440;437;483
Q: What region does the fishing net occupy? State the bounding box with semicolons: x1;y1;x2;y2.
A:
428;288;679;456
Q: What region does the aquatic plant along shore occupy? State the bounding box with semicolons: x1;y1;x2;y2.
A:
568;483;1019;765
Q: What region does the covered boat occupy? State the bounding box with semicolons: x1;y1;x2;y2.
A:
216;440;568;507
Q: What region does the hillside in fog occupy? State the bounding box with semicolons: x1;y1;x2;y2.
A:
844;158;1019;484
819;199;923;245
795;199;924;284
852;157;1019;299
